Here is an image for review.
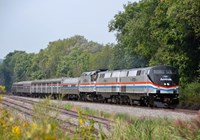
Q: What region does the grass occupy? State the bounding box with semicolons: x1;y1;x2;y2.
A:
65;102;200;139
110;115;200;140
82;107;112;119
64;103;73;110
0;94;200;139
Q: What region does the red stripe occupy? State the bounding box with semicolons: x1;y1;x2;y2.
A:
84;81;178;89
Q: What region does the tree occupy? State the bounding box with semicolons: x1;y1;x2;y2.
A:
109;0;200;83
1;35;114;90
150;0;200;83
14;53;34;81
1;51;27;90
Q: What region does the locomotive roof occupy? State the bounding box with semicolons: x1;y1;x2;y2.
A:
13;81;32;85
62;77;79;83
98;65;176;74
31;78;63;83
98;67;150;74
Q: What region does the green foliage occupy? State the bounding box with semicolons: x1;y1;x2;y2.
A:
149;0;200;83
1;36;113;90
64;103;73;110
0;85;6;94
111;117;200;140
109;0;200;83
75;110;97;139
114;113;132;122
180;82;200;103
0;98;71;140
14;53;34;81
0;51;32;90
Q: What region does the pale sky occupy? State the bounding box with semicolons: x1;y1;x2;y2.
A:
0;0;139;59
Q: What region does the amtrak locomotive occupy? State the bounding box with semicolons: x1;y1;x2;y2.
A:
12;65;179;108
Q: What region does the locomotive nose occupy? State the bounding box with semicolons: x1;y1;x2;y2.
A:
160;75;173;86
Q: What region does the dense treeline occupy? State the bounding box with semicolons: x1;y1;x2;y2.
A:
109;0;200;84
0;35;114;90
0;0;199;92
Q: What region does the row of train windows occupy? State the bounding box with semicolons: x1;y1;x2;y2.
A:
99;70;148;78
32;83;61;86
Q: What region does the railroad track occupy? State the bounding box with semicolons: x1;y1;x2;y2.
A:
3;95;198;122
55;96;199;115
1;95;113;134
0;97;79;134
6;94;200;115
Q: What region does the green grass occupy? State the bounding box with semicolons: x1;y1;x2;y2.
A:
110;116;200;140
64;103;73;110
82;107;111;119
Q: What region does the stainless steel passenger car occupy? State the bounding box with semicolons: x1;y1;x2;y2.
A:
61;78;79;99
12;77;79;98
31;78;62;97
12;81;32;96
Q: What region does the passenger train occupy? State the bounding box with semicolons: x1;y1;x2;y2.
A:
12;65;179;108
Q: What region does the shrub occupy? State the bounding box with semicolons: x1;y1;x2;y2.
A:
0;85;6;94
180;82;200;103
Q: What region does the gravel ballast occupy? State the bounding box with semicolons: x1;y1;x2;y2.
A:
52;100;199;121
16;96;199;121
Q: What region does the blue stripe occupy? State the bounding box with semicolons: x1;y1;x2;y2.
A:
96;85;178;92
62;87;78;89
79;86;95;88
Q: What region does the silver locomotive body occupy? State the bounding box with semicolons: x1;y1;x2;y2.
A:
96;66;179;107
79;70;106;101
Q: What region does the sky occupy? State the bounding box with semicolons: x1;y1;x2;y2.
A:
0;0;139;59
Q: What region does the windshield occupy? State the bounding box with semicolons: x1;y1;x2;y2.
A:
153;69;178;75
149;66;179;86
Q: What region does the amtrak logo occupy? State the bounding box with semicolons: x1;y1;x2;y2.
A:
160;75;172;81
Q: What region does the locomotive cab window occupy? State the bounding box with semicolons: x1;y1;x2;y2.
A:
153;69;178;75
136;70;141;76
149;66;179;85
99;73;105;78
141;70;145;75
91;73;97;81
